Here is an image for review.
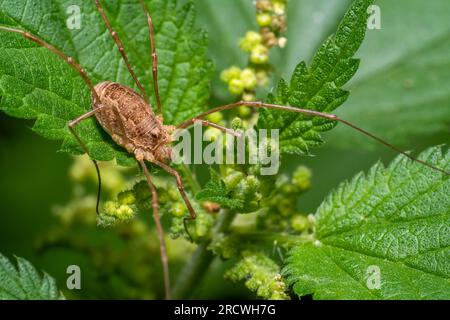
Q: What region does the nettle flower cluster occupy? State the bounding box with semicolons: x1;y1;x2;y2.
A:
221;0;288;102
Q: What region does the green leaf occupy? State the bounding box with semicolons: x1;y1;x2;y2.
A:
225;251;290;300
257;0;373;155
331;0;450;149
196;169;244;210
0;0;213;166
284;146;450;299
0;253;64;300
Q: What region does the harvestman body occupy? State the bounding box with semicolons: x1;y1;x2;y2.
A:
0;0;448;300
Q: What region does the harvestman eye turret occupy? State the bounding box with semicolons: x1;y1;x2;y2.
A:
0;0;448;300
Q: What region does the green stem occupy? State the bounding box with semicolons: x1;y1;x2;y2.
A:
171;242;213;299
172;209;237;299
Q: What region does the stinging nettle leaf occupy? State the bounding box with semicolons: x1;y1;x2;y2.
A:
284;146;450;299
0;0;213;166
258;0;373;155
331;0;450;149
0;253;64;300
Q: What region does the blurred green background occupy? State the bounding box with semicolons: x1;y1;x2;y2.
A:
0;0;449;299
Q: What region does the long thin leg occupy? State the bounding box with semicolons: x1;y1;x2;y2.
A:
177;101;450;176
139;0;162;114
68;106;109;215
152;160;196;241
139;160;171;300
197;119;241;137
0;26;100;104
93;0;149;103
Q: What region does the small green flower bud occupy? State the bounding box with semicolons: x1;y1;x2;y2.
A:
272;1;286;15
245;175;260;191
223;170;245;190
171;202;187;217
292;166;312;191
256;70;269;87
118;190;136;205
104;201;119;216
229;78;245;95
158;192;170;205
277;198;294;217
240;68;257;90
231;117;244;131
239;31;262;52
170;218;187;239
117;204;134;219
100;201;135;227
291;214;309;232
206;112;223;123
234;174;263;212
220;66;241;83
238;106;252;117
251;44;269;64
167;186;180;202
257;13;272;27
195;213;213;238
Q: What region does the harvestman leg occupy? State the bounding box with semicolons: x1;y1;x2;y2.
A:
93;0;149;103
139;0;162;114
139;159;171;300
151;160;197;241
177;101;450;176
68;107;111;215
197;119;241;137
0;25;107;213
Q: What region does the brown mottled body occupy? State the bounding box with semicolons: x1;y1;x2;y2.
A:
94;82;174;163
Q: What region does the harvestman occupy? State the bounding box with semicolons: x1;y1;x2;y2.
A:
0;0;448;300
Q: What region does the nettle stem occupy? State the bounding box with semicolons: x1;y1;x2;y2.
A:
172;209;237;299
